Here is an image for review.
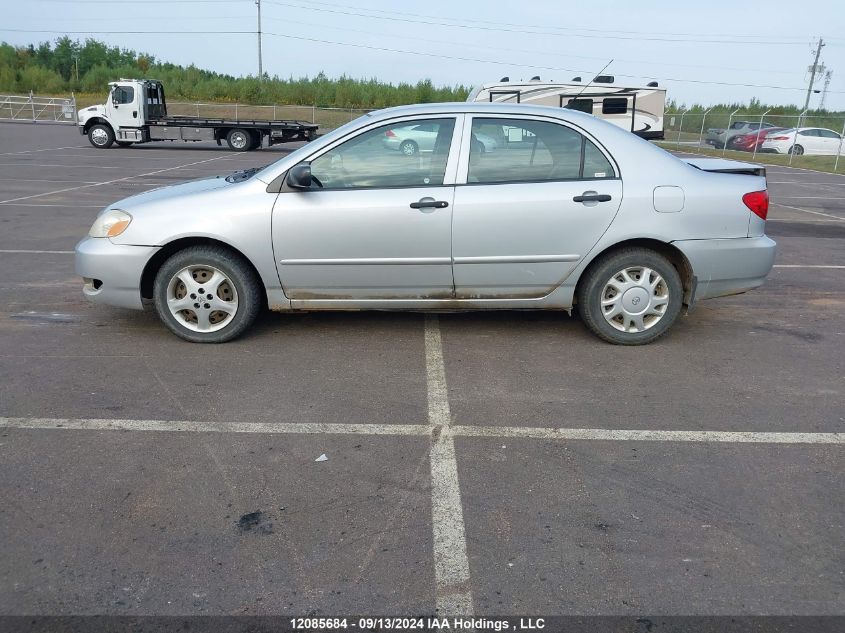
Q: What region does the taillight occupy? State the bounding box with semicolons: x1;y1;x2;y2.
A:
385;129;396;137
743;190;769;220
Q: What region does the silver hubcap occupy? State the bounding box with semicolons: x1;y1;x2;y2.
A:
166;265;238;333
401;142;416;155
91;128;108;145
600;266;669;333
231;132;248;149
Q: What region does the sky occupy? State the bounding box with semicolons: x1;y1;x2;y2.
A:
2;0;844;110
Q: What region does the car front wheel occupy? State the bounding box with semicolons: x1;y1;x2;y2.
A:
577;248;683;345
153;246;262;343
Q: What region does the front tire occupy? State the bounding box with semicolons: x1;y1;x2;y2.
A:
577;248;683;345
88;123;114;149
153;246;263;343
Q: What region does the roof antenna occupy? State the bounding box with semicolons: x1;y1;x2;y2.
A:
566;59;613;107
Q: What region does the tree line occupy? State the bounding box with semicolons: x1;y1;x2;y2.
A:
0;37;471;108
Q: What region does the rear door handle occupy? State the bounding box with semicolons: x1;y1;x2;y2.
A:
573;193;612;203
410;198;449;209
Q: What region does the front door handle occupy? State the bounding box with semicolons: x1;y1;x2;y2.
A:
410;198;449;209
573;193;612;203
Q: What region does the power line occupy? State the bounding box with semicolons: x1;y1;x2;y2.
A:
262;31;845;93
300;0;840;43
263;1;820;46
259;15;808;78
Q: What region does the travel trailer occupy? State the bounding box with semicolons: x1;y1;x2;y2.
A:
467;76;666;139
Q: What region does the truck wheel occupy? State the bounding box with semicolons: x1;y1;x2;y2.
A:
88;124;115;149
153;245;263;343
577;247;683;345
226;129;251;152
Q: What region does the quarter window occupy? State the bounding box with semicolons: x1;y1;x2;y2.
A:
602;98;628;115
467;118;616;184
309;118;456;189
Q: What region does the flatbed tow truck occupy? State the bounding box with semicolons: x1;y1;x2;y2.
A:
77;79;318;151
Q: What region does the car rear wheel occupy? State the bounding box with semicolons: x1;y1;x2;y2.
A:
577;248;683;345
226;129;252;152
153;246;263;343
789;144;804;155
88;124;114;149
399;139;418;156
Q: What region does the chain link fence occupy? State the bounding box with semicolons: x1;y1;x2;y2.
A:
661;110;845;173
0;92;78;124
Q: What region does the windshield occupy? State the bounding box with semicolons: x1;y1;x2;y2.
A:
254;112;374;181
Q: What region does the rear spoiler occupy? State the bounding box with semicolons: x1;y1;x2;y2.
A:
684;157;766;178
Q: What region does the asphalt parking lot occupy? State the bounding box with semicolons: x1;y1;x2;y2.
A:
0;122;843;621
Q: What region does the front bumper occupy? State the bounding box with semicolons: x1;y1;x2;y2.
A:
75;237;159;310
673;236;776;301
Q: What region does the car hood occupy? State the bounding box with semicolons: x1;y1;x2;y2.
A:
102;175;234;213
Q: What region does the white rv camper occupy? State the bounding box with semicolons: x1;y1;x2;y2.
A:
467;76;666;139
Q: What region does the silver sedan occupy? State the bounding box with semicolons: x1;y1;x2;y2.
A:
75;102;776;345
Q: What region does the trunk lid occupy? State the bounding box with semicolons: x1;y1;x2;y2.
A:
684;157;766;178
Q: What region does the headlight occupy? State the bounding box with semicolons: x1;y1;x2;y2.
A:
89;209;132;238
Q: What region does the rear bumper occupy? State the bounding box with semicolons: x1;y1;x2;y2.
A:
75;237;159;310
673;236;776;300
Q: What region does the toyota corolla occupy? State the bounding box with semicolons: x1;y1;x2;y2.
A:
75;103;776;345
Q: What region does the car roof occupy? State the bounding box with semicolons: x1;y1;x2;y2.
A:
363;101;600;124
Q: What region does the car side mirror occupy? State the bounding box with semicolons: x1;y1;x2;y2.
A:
286;162;313;189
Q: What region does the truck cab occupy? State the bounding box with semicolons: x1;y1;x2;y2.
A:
78;79;166;147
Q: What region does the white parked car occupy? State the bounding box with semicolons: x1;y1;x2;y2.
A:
760;127;844;155
383;122;497;155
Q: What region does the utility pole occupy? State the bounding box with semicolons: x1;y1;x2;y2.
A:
802;37;825;113
256;0;263;79
819;70;833;111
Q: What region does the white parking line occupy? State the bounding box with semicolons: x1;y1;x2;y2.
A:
2;417;842;444
424;315;475;617
0;417;429;435
0;145;88;156
0;249;74;254
773;203;845;221
0;154;241;205
773;265;845;269
452;426;845;444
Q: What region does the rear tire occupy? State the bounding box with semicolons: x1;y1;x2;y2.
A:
789;144;804;155
153;246;263;343
226;129;252;152
399;139;418;156
88;123;114;149
577;247;683;345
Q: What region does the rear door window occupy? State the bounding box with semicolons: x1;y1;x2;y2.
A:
467;117;616;184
